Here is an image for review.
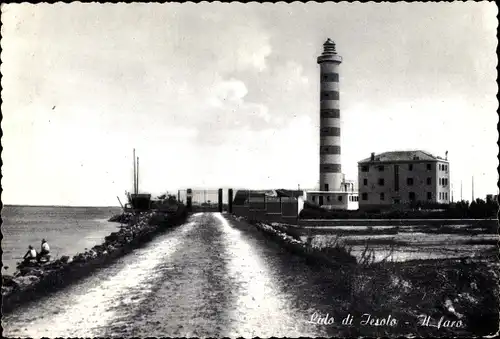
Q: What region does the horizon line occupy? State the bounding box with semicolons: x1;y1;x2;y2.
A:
3;204;122;209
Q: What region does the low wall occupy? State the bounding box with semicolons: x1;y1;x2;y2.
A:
232;206;299;224
2;208;188;314
296;218;498;227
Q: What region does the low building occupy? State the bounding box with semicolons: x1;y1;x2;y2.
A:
304;179;359;210
358;150;450;210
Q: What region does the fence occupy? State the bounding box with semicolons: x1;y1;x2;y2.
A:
231;190;300;224
178;189;223;212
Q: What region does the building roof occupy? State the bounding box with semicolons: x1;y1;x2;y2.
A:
275;189;304;198
358;150;448;164
232;189;303;205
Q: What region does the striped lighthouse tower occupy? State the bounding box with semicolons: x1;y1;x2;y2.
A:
317;38;343;192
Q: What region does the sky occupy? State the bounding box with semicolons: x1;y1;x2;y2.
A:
1;2;498;206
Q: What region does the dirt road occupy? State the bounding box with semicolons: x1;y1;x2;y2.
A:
3;213;355;337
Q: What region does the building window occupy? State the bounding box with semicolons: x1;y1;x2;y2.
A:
409;192;416;201
427;192;432;200
444;178;448;186
445;192;448;200
312;196;316;202
323;75;328;81
363;178;368;186
324;184;329;191
409;164;413;171
426;177;432;185
326;196;330;202
378;165;384;172
362;193;368;201
361;165;369;172
407;178;414;186
338;196;343;202
380;193;385;201
378;178;385;186
439;192;442;200
427;163;432;171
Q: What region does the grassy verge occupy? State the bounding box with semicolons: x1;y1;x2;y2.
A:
239;217;499;337
348;259;500;337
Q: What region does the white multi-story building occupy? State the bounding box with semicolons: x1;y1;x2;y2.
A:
358;150;450;210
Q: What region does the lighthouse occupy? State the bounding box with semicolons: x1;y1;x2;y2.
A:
303;39;358;210
317;38;343;192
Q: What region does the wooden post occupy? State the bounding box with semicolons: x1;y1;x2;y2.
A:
133;149;137;195
136;156;140;194
186;188;192;211
218;188;223;213
228;189;233;214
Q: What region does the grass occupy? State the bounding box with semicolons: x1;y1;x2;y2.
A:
353;259;500;336
254;219;499;337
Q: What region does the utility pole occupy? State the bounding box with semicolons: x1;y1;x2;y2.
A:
136;156;140;194
133;148;137;195
472;176;474;202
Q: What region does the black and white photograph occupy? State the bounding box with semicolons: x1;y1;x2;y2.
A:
1;2;498;337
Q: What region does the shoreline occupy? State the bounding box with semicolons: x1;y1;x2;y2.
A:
2;207;188;314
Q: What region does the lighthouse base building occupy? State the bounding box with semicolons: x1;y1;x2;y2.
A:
304;183;359;210
303;38;359;210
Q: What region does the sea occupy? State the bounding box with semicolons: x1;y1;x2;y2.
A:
1;205;123;275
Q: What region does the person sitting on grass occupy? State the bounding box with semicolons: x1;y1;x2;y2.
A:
23;245;37;264
38;239;51;262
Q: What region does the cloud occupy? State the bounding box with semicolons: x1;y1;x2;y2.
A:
1;2;497;205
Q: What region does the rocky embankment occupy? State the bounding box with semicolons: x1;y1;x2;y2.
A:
108;212;133;224
2;207;188;314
